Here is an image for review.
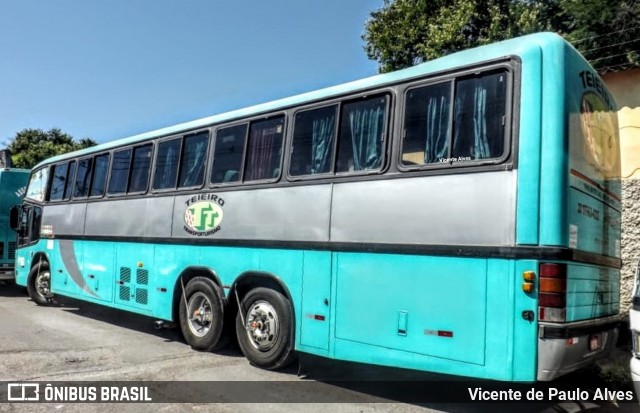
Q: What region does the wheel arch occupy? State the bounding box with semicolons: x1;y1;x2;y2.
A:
30;252;50;270
171;266;224;323
26;252;53;305
227;271;295;330
26;252;50;285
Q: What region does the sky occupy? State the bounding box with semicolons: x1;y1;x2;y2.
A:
0;0;383;147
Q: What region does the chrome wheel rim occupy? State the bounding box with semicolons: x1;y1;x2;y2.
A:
245;300;279;351
187;292;213;337
35;271;52;299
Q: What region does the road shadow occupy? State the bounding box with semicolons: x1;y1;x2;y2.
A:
295;354;637;412
33;293;244;359
0;280;28;296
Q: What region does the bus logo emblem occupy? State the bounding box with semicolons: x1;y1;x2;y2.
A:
184;199;224;236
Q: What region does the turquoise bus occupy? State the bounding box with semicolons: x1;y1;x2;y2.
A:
0;151;29;281
13;33;621;381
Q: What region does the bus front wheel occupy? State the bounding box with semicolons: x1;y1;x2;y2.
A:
179;277;225;351
236;287;296;370
27;262;54;306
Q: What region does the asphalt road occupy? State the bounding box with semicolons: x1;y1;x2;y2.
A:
0;281;637;413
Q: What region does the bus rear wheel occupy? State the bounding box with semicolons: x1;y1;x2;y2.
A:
236;287;296;370
179;277;225;351
27;262;54;306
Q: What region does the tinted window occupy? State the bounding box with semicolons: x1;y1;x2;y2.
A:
211;124;247;184
129;145;152;193
178;132;208;188
452;72;507;161
402;82;452;165
245;117;284;181
90;154;110;197
108;149;132;195
153;138;181;190
19;206;43;246
30;206;42;243
63;161;76;200
74;158;93;198
50;162;70;201
290;105;337;176
401;71;508;167
336;96;387;173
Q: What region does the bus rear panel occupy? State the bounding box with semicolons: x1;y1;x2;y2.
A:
534;36;621;380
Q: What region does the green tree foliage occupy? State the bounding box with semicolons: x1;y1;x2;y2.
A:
7;128;97;169
363;0;639;72
563;0;640;70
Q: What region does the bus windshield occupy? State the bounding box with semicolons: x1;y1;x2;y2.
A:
25;168;49;202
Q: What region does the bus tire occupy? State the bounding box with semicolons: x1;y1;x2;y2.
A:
236;287;296;370
27;262;54;306
179;277;225;352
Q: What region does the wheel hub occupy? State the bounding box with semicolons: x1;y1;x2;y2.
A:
245;301;279;351
187;292;213;337
35;272;52;298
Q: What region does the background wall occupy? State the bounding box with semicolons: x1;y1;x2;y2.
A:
602;67;640;313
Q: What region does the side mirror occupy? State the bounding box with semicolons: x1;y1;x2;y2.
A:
9;205;20;231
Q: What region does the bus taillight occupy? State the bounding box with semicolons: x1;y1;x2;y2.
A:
539;293;566;307
538;263;567;322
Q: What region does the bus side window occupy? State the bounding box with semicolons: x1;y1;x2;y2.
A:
290;105;337;177
211;124;247;184
50;162;70;201
244;116;284;182
401;72;508;167
153;138;181;190
16;206;42;247
401;82;452;165
63;160;76;200
89;154;110;197
73;157;93;198
452;72;507;161
129;144;152;193
178;132;209;188
108;148;132;195
336;96;387;173
30;206;42;243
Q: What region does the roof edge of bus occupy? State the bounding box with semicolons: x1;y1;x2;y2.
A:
34;31;568;170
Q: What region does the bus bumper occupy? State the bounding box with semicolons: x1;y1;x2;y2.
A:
0;266;15;281
536;315;620;381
